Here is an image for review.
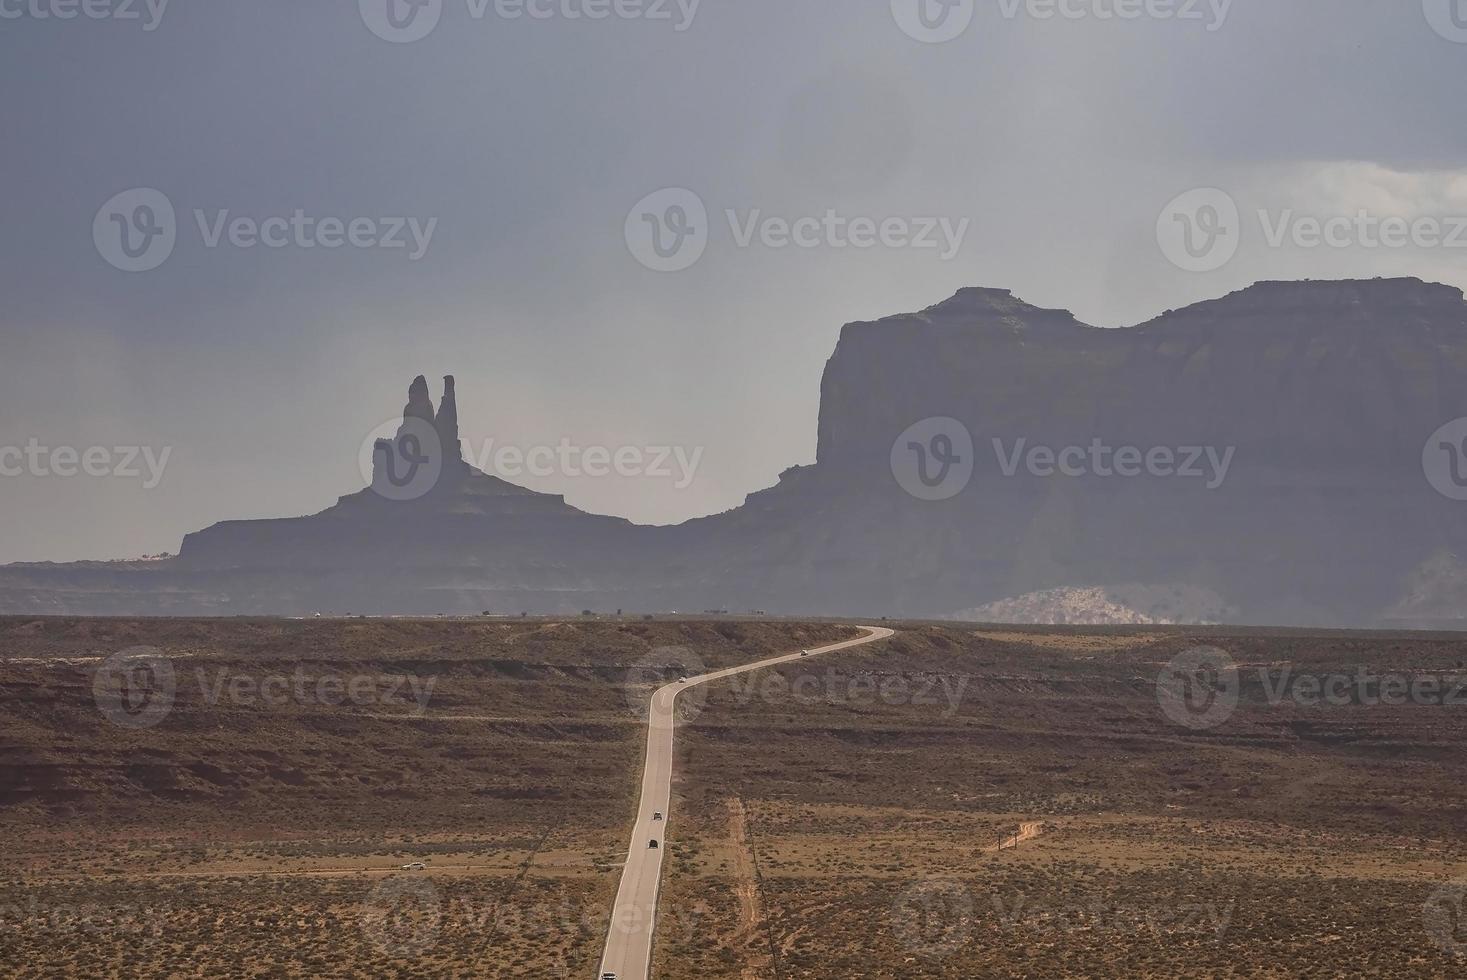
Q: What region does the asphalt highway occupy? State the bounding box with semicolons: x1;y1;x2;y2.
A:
597;625;894;980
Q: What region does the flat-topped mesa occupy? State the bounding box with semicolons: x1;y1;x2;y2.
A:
869;286;1090;335
1167;277;1467;318
22;275;1467;626
919;286;1057;320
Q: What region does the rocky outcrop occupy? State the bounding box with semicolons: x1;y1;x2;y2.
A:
672;277;1467;625
951;585;1235;626
435;375;465;477
402;373;435;426
372;375;465;495
4;278;1467;626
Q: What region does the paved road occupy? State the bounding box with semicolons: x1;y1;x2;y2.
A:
597;626;894;980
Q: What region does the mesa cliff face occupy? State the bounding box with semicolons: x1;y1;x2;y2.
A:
4;278;1467;626
667;278;1467;625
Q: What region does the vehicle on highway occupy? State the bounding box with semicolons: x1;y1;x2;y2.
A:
653;811;663;821
648;839;659;849
400;862;426;871
600;973;617;980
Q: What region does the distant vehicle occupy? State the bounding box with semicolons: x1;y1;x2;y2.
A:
400;862;426;871
653;812;663;821
601;973;618;980
678;678;687;684
800;650;809;657
648;839;659;849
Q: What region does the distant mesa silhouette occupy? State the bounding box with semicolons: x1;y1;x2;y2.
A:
4;277;1467;627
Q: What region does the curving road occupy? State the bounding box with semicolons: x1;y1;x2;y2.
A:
597;626;894;980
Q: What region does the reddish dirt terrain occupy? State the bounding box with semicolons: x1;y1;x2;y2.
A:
653;624;1467;978
4;618;1467;977
0;617;857;978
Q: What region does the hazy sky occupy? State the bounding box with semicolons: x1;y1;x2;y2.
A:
4;0;1467;562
